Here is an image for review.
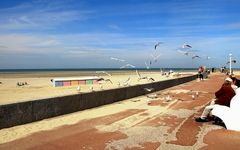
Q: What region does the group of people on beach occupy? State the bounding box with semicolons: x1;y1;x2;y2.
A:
195;74;240;129
16;82;28;87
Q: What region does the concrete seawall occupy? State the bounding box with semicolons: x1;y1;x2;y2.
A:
0;74;197;129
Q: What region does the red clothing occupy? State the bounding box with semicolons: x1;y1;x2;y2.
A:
215;84;235;107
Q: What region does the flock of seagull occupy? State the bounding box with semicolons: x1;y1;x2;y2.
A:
77;42;237;104
80;42;198;92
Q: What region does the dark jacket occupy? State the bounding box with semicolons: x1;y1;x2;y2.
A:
235;79;240;87
215;83;235;107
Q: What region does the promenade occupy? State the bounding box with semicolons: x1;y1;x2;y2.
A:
1;73;240;150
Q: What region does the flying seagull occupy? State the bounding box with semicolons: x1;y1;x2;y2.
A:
145;62;150;69
206;56;211;60
177;49;191;56
120;64;136;69
97;78;113;84
110;57;125;62
144;87;154;92
182;43;192;49
136;70;148;81
96;71;111;76
192;55;201;59
123;77;131;86
154;42;163;50
147;77;155;82
150;53;161;62
136;70;155;82
227;59;237;64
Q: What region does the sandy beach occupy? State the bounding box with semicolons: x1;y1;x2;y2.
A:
1;73;240;149
0;70;196;105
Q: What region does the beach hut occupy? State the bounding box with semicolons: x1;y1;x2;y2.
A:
52;76;100;87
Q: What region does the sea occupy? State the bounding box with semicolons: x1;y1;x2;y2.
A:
0;68;197;73
0;68;199;78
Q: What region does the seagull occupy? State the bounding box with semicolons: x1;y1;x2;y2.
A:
182;43;192;49
206;56;211;60
192;95;195;100
117;82;121;87
120;64;136;69
196;91;199;97
96;71;111;76
192;55;201;59
77;86;80;91
150;53;161;62
147;77;155;82
110;57;125;62
178;49;198;56
136;70;155;82
97;78;113;84
145;62;150;69
144;87;154;92
227;59;237;64
104;79;113;84
90;86;94;91
165;95;172;102
154;42;163;50
123;77;131;86
136;70;148;81
177;49;191;56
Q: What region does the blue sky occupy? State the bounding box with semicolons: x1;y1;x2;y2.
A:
0;0;240;69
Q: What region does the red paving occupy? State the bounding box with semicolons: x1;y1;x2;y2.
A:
1;73;240;150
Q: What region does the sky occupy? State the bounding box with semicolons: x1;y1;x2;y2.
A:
0;0;240;69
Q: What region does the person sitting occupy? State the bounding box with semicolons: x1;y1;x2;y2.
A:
195;77;236;122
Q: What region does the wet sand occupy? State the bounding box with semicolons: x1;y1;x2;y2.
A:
1;73;240;149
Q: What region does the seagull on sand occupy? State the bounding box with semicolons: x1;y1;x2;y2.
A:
165;95;172;102
110;57;125;62
120;64;136;69
90;86;94;92
96;71;111;76
154;42;163;50
77;85;80;91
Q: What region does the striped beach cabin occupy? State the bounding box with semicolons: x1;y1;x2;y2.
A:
52;76;101;87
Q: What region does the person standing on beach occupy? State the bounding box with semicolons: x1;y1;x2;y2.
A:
195;77;236;122
198;66;204;81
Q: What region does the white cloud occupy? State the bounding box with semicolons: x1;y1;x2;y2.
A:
0;1;94;31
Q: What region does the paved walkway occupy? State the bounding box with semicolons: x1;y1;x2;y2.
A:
1;73;240;150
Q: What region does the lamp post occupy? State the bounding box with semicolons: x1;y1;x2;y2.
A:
229;53;232;75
